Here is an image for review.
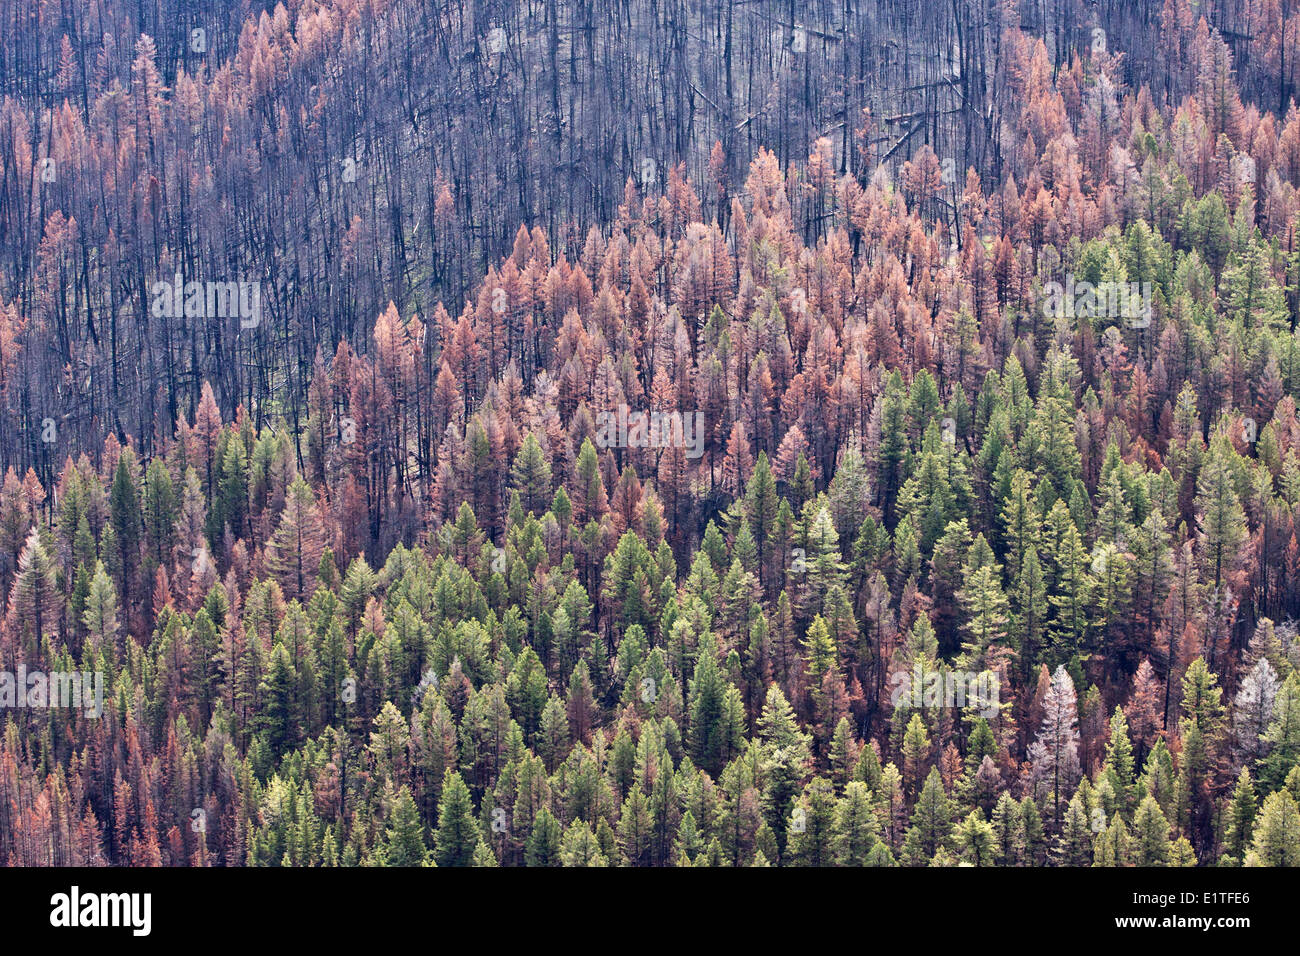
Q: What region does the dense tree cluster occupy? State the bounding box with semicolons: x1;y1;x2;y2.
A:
2;0;1300;866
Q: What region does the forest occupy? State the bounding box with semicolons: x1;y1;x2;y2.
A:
0;0;1299;867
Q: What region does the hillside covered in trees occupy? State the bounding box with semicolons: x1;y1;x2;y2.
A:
1;0;1300;867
